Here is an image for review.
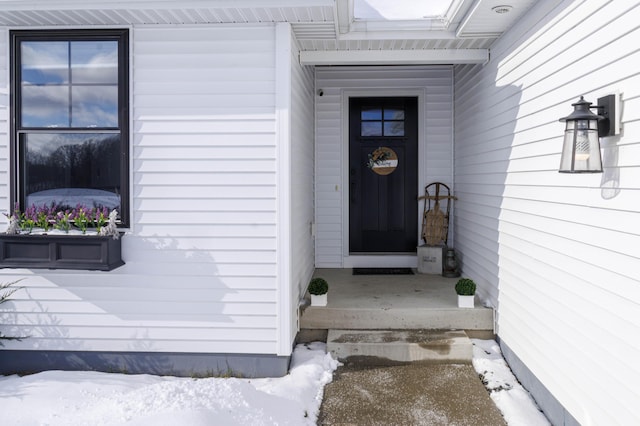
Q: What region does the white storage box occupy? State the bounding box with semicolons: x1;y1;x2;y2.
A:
417;245;445;274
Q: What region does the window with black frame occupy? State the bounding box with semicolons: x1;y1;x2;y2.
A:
11;29;129;226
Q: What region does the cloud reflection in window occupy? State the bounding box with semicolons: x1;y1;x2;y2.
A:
20;41;118;128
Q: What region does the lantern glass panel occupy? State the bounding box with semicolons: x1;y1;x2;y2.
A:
559;118;602;172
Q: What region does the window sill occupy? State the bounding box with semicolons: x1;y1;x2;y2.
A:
0;233;124;271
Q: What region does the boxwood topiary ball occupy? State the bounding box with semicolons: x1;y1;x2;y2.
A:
455;278;476;296
308;277;329;295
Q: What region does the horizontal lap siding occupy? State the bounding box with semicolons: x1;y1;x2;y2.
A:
0;24;281;355
290;33;315;334
0;30;7;215
315;66;453;267
454;1;640;424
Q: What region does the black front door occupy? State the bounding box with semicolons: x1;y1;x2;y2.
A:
349;97;418;253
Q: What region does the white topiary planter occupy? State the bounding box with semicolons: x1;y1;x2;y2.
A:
457;295;474;308
311;293;327;307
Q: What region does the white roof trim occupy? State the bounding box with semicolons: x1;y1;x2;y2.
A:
0;0;535;64
300;48;488;65
0;0;335;11
338;29;457;41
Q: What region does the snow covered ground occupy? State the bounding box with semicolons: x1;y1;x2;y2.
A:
0;340;548;425
472;339;550;426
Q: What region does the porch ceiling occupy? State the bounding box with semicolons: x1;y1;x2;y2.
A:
0;0;537;65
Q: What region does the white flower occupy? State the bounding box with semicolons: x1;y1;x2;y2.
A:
98;209;120;239
5;215;19;235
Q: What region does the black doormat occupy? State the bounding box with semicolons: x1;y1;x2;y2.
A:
353;267;414;275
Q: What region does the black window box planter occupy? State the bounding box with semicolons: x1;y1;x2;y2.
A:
0;233;124;271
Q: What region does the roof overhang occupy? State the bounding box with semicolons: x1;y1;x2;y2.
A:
0;0;536;66
300;48;489;66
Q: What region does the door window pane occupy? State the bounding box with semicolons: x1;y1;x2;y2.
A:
361;108;382;120
359;104;405;137
362;121;382;136
384;121;405;137
384;108;405;120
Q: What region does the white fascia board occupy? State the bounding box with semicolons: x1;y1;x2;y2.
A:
300;49;488;65
338;29;458;41
0;0;335;11
350;19;450;32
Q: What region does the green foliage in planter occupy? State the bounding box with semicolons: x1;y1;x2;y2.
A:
308;277;329;295
0;279;26;346
8;203;112;235
455;278;476;296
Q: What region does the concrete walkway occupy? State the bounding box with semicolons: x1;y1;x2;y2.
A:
318;359;506;425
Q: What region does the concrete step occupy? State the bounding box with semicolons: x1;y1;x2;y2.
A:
327;329;472;364
300;305;493;331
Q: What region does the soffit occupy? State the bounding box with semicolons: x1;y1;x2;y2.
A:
0;0;536;63
456;0;539;38
0;1;336;27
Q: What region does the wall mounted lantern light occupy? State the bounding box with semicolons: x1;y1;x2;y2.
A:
558;95;617;173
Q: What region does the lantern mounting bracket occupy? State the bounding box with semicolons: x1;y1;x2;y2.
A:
593;94;616;137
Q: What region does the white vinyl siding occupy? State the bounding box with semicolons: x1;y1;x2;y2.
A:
315;66;454;267
0;30;8;216
273;23;315;354
454;1;640;425
289;32;315;331
1;24;283;355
